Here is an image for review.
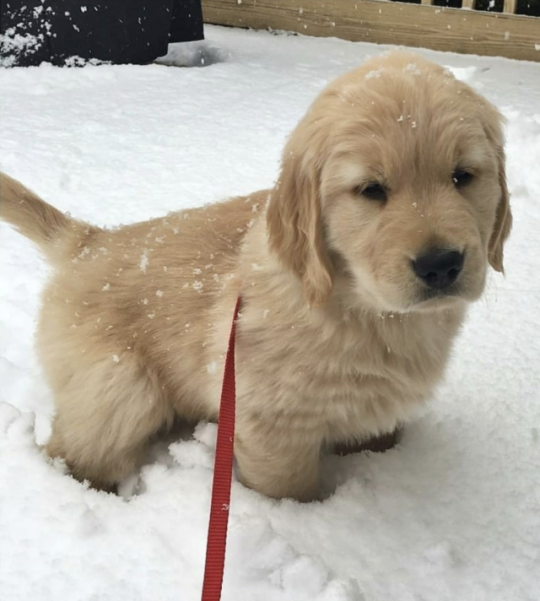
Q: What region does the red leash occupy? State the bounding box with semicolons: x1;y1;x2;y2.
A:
201;297;241;601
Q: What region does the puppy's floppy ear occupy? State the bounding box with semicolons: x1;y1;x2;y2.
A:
487;144;512;274
267;136;333;305
477;100;512;273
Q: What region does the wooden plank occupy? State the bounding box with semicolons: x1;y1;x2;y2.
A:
461;0;477;9
503;0;517;13
421;0;434;5
202;0;540;62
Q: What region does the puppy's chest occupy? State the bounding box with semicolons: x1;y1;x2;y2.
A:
239;313;457;431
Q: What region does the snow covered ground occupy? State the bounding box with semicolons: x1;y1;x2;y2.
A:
1;25;540;601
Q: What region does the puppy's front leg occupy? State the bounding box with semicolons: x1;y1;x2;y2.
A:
234;421;321;502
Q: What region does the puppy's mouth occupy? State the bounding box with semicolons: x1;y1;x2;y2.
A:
412;285;466;310
421;284;461;300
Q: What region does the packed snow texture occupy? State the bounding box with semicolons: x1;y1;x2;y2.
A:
1;26;540;601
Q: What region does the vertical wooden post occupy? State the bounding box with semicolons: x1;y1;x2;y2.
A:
503;0;517;13
461;0;477;9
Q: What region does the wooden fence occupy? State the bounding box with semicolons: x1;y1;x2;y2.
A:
202;0;540;62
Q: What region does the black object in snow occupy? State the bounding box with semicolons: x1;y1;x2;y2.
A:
0;0;203;66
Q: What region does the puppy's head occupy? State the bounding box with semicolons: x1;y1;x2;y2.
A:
267;52;512;312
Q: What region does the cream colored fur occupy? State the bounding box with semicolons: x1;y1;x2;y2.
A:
0;52;511;500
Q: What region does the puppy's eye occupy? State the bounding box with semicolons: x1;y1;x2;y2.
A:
452;169;473;188
356;182;387;202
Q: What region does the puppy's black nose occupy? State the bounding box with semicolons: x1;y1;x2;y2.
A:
412;250;464;289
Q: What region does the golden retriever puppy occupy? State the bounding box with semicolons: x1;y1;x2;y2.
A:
0;51;511;501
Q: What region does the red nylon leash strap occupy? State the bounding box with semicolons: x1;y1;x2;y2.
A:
201;296;242;601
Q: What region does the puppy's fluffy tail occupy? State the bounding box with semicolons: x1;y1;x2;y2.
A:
0;172;98;261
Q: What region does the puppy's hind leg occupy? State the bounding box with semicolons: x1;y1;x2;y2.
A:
333;427;403;456
46;356;174;491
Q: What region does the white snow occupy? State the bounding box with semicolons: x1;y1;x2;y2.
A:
1;25;540;601
0;30;44;68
